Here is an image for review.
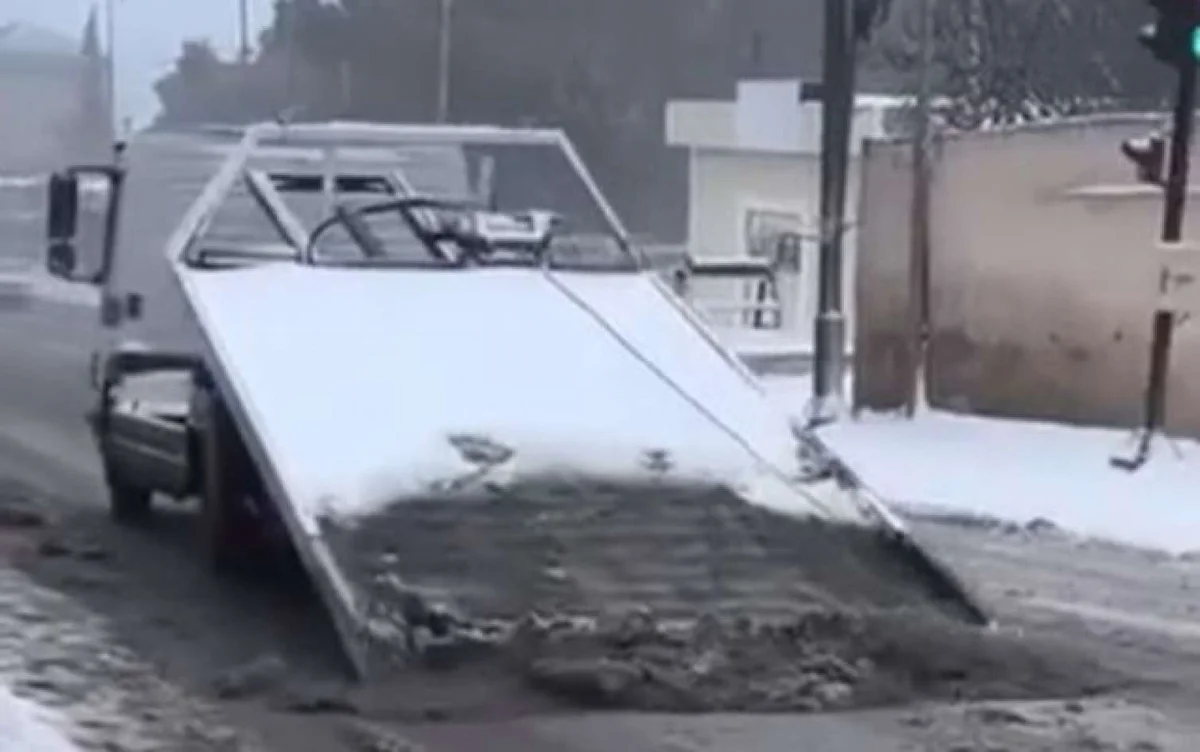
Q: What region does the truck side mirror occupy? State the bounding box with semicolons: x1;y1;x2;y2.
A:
47;171;79;241
46;172;81;281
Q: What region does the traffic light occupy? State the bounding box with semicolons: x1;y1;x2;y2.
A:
1122;0;1200;184
1121;133;1167;184
1139;0;1200;67
1116;0;1200;472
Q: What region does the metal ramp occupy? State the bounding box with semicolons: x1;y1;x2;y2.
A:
133;122;982;677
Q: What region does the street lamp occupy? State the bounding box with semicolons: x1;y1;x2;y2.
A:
435;0;452;122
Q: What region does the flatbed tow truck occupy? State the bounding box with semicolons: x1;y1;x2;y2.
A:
41;121;984;678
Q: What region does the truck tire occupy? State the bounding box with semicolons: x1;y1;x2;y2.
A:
198;390;253;573
105;462;153;525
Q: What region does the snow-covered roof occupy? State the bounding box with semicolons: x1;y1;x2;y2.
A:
0;22;78;57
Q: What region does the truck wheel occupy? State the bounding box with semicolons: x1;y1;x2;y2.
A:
199;391;252;573
105;463;153;525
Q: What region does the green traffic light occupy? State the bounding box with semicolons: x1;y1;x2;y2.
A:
1193;27;1200;59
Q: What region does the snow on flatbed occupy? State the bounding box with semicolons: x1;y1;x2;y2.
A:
182;265;873;527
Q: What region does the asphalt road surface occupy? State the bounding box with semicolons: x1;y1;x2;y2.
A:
3;295;1200;750
0;298;100;491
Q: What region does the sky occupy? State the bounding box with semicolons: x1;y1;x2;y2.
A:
6;0;275;127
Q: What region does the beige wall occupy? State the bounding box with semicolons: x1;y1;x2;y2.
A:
854;140;917;412
855;114;1200;435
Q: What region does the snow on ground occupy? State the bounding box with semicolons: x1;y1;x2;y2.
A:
4;268;100;310
30;276;98;308
0;686;79;752
762;376;1200;554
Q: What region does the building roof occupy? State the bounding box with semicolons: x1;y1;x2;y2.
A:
0;22;79;58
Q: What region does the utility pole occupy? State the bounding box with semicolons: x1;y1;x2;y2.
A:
435;0;453;122
105;0;118;136
811;0;858;422
1113;0;1200;470
905;0;935;416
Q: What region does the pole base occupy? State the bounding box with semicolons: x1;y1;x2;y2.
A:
810;311;847;423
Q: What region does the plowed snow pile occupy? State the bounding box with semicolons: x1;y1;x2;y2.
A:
321;480;1121;710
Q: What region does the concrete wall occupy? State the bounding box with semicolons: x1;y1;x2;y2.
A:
855;114;1200;435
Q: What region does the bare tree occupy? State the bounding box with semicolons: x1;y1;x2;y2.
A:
875;0;1166;129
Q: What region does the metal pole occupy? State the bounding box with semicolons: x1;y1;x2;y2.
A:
905;0;935;416
435;0;453;122
1162;63;1196;243
238;0;251;64
811;0;857;420
1114;61;1196;471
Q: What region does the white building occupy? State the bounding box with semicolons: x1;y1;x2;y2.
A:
665;79;908;362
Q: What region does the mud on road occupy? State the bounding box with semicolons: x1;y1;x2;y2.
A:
2;465;1200;751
